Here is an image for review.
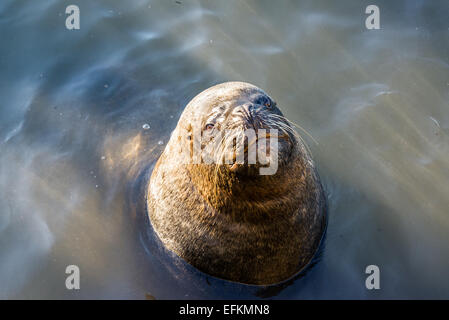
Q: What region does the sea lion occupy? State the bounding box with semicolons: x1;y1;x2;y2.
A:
147;81;326;285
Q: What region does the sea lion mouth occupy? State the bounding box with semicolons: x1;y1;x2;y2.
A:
226;131;291;173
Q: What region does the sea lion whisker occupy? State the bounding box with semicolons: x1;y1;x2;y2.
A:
268;114;318;145
266;114;314;157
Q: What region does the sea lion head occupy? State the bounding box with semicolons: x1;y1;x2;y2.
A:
161;81;309;215
173;82;300;177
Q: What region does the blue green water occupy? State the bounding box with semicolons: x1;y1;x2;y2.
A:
1;0;449;299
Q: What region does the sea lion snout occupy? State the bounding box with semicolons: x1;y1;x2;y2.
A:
212;97;294;174
233;104;255;129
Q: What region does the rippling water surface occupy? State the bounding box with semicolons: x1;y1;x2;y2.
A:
1;0;449;299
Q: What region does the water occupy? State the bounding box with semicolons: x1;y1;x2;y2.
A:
1;0;449;299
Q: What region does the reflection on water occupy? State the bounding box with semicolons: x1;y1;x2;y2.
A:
1;0;449;299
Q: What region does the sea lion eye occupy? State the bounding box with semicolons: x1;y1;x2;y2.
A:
255;95;272;108
205;123;214;130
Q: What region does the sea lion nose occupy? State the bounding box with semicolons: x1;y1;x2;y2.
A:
234;103;258;128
